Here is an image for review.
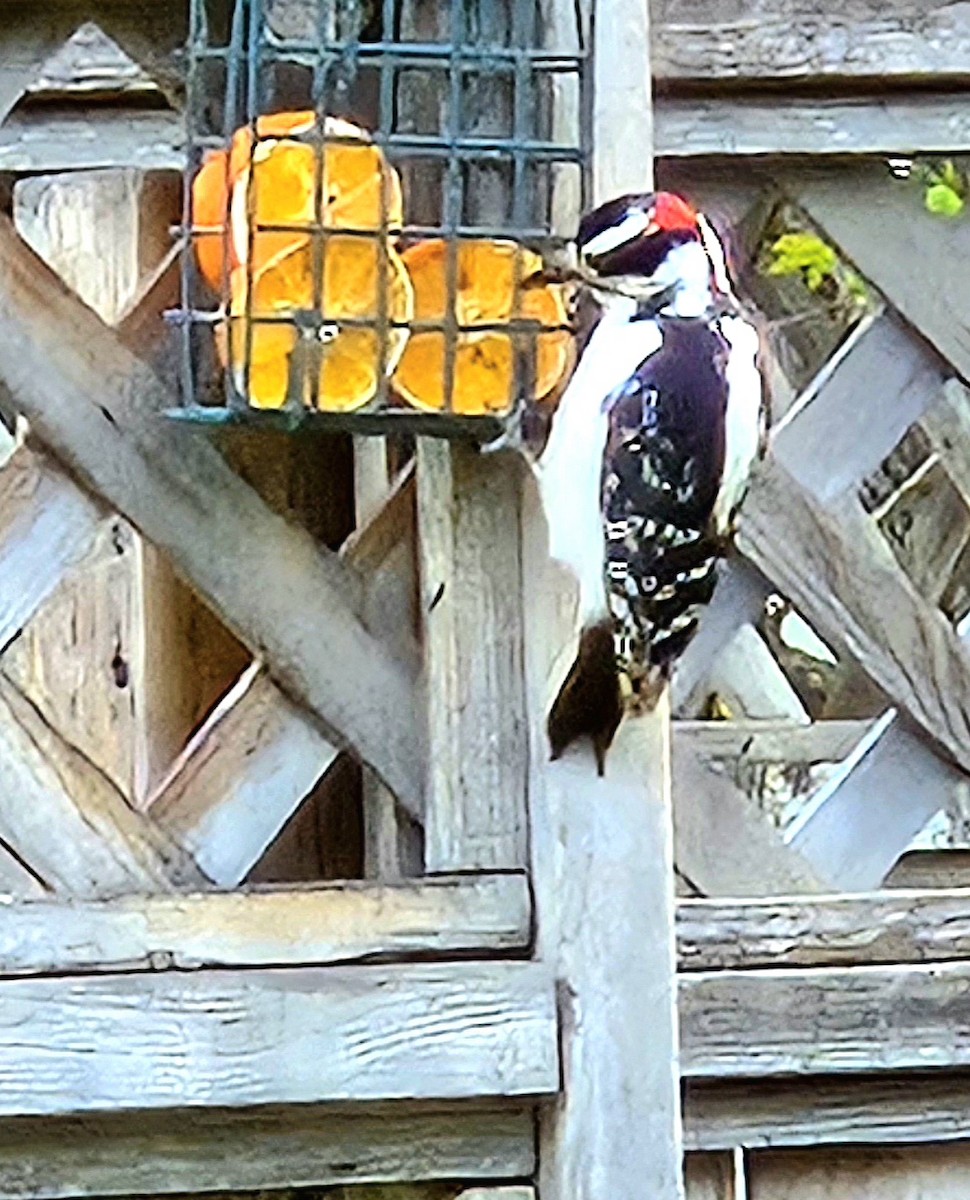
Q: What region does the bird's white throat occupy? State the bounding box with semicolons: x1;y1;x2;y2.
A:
650;240;715;318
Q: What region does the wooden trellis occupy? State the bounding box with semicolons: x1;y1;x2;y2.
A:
5;1;970;1199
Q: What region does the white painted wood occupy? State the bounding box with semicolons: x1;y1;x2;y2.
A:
591;0;652;200
0;961;557;1116
651;0;970;83
748;1143;970;1200
678;887;970;971
417;441;528;871
529;6;683;1191
458;1189;535;1200
0;676;201;897
685;1074;970;1150
655;95;970;159
0;447;101;653
0;1104;535;1196
677;718;872;765
0;216;424;814
150;669;339;887
2;518;146;805
0;873;531;975
680;959;970;1077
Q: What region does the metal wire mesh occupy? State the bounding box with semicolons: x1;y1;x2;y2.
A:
171;0;591;437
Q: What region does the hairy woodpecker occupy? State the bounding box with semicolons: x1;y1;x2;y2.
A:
538;190;767;775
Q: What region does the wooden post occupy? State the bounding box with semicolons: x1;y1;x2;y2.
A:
417;440;529;871
527;1;683;1196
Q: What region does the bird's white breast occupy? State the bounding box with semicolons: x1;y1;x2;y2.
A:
537;300;662;622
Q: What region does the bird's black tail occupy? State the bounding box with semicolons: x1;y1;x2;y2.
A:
547;621;624;776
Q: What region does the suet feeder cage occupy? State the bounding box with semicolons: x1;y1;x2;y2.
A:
170;0;591;440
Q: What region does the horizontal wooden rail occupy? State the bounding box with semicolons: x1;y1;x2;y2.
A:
0;874;531;976
0;959;556;1117
0;1103;535;1197
678;888;970;972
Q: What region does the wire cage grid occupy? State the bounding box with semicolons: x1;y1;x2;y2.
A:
172;0;593;438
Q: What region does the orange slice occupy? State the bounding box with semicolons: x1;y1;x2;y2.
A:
191;112;403;291
393;238;572;416
218;235;413;412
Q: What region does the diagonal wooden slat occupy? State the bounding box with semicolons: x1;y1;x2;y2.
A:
789;164;970;386
739;458;970;777
0;216;423;815
770;308;947;502
149;667;339;887
150;468;420;886
0;445;102;652
673;743;830;897
0;676;204;897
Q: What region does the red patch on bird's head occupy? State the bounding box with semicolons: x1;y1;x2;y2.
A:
654;192;699;234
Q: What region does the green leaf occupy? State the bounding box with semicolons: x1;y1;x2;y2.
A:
940;159;964;193
925;182;965;217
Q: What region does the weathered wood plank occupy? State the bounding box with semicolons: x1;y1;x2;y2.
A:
739;461;970;776
13;170;178;326
0;111;183;173
676;718;872;765
680;960;970;1077
792;166;970;385
0;961;556;1117
417;442;528;871
651;0;970;84
523;511;684;1200
672;558;773;713
2;518;148;804
655;95;970;159
0;676;202;897
748;1143;970;1200
688;623;810;721
149;669;339;887
0;216;424;814
684;1152;737;1200
770;310;946;504
788;713;962;890
0;873;530;975
673;739;830;897
0;1103;535;1197
685;1074;970;1150
530;8;682;1189
0;447;102;652
678;887;970;972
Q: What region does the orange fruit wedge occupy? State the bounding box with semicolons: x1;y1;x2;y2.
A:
217;235;413;412
191;112;403;292
392;239;572;416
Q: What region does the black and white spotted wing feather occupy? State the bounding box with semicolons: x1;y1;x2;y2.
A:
601;317;729;708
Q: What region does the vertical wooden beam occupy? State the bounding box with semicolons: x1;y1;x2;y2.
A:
417;440;528;871
528;2;682;1191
